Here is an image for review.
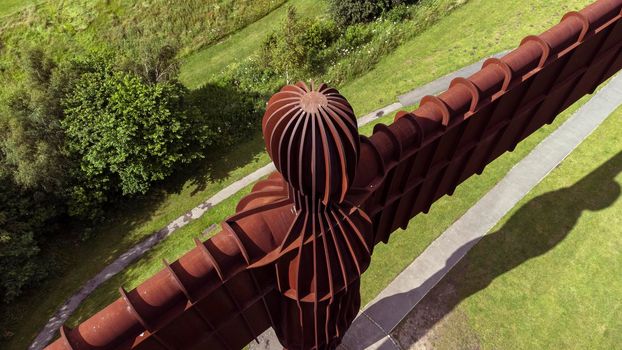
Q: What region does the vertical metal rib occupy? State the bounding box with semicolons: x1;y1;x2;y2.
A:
161;258;232;350
59;325;75;350
193;238;258;344
118;287;173;350
222;223;251;264
162;259;192;301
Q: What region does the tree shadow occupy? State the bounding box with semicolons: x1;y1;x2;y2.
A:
163;130;266;197
164;82;267;196
358;150;622;349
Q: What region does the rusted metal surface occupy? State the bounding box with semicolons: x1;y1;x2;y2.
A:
259;82;372;349
45;1;622;349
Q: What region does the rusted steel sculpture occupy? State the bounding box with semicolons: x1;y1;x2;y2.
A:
260;82;371;349
46;0;622;349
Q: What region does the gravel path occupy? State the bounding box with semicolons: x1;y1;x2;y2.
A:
30;53;505;350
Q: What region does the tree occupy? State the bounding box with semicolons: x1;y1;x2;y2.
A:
259;7;338;82
62;65;205;217
329;0;410;26
0;48;79;302
0;174;54;302
121;41;181;84
0;48;74;194
260;6;307;83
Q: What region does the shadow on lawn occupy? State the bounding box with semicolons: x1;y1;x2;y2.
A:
166;83;266;196
362;150;622;349
167;130;265;196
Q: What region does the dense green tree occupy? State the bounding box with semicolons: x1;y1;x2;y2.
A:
329;0;411;26
259;6;338;82
0;48;211;300
0;48;74;301
120;41;181;85
62;65;205;217
0;4;279;303
260;6;308;83
0;173;56;302
0;48;74;194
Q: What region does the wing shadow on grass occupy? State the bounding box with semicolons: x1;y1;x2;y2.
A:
353;150;622;349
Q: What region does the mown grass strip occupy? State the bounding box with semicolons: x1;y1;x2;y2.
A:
0;0;38;18
180;0;329;89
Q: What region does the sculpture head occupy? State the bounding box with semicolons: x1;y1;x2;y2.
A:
262;81;359;204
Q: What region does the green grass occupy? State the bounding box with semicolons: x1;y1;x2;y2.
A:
357;91;598;305
394;107;622;349
0;0;37;18
342;0;593;114
179;0;329;89
0;0;288;97
68;176;261;325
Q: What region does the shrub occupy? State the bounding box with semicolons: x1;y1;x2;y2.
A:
62;65;206;217
329;0;412;26
259;6;340;82
0;175;57;302
294;19;338;71
258;6;308;82
0;48;77;195
385;4;412;22
341;24;375;49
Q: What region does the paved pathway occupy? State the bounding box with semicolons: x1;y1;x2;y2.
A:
357;52;507;126
339;73;622;350
31;53;505;349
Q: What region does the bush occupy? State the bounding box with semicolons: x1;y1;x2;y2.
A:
258;6;340;82
342;24;375;49
385;4;412;22
301;19;340;68
62;63;206;217
0;175;57;302
329;0;411;26
0;48;77;195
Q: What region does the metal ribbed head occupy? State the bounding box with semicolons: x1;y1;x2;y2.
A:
262;81;359;204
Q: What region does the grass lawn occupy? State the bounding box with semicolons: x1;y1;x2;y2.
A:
393;107;622;349
0;0;37;18
342;0;594;114
2;0;600;348
179;0;329;89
